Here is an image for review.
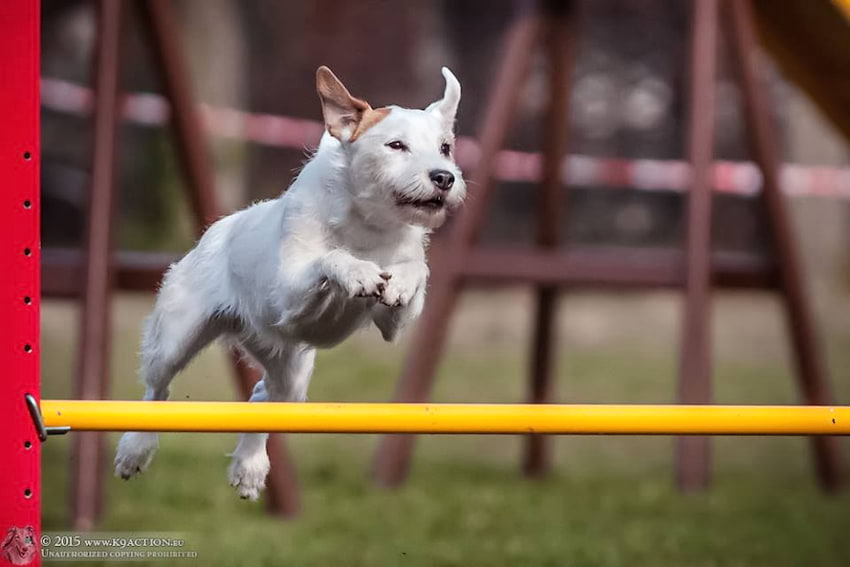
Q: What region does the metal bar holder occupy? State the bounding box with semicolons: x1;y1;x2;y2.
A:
25;394;70;442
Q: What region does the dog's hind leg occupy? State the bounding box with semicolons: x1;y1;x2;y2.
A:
114;286;225;480
228;341;315;500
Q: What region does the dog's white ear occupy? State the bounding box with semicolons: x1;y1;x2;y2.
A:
316;66;387;142
426;67;461;130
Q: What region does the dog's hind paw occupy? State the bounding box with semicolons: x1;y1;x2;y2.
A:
114;432;159;479
228;452;270;501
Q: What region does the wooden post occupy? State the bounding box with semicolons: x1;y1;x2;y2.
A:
138;0;301;515
69;0;124;531
373;0;543;487
676;0;719;492
524;0;576;477
372;0;839;492
726;0;842;490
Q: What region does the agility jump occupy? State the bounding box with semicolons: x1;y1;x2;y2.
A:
33;400;850;436
3;2;849;562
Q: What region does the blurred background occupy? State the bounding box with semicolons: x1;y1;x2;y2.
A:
39;0;850;565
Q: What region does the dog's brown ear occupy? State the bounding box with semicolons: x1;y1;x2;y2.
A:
316;66;388;142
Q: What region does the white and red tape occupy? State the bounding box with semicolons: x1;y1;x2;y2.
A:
41;76;850;199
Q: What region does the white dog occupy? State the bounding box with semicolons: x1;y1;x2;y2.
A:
114;66;465;500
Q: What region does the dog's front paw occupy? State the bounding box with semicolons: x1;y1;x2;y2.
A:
228;451;271;501
114;432;159;480
379;278;416;308
338;260;391;299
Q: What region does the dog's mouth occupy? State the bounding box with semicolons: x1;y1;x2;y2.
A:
394;193;446;211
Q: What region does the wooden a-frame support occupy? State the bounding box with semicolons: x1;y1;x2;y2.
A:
373;0;843;491
63;0;301;530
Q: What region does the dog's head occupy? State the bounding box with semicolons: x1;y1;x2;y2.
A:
317;66;465;229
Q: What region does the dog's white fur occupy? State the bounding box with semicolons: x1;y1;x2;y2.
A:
114;66;465;500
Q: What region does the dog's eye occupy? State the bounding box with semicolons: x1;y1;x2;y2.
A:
386;140;408;151
440;143;452;157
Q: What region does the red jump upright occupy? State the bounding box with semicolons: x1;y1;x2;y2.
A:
0;0;41;565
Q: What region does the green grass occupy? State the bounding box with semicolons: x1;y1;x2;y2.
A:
40;292;850;566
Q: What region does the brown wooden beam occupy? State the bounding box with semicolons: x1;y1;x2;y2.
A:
139;0;301;516
727;0;843;491
676;0;719;493
461;248;777;289
372;0;543;488
41;246;779;299
42;248;177;298
137;0;219;229
525;0;577;477
69;0;123;532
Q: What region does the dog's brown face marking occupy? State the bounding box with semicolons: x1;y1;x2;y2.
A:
351;107;390;141
316;66;390;141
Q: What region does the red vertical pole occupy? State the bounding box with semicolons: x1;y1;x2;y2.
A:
0;0;41;565
676;0;718;491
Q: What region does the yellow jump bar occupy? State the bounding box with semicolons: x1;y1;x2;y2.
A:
39;400;850;435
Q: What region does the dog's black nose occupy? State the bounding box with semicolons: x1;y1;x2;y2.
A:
429;169;455;191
